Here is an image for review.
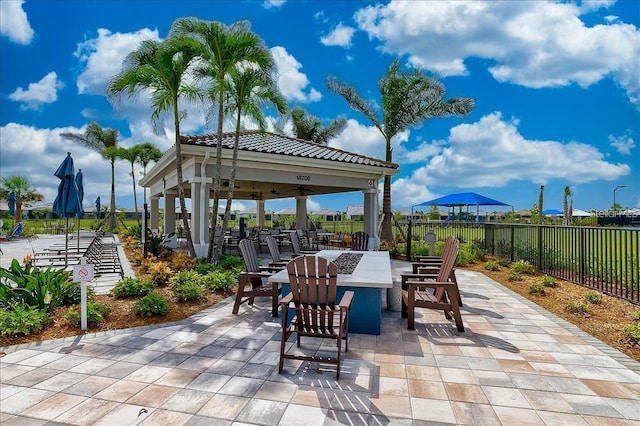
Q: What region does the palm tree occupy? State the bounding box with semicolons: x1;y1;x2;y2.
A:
0;176;44;222
218;66;288;258
281;106;346;144
563;186;573;226
134;142;163;208
171;18;276;262
116;147;142;225
106;34;201;256
327;59;474;242
61;122;119;230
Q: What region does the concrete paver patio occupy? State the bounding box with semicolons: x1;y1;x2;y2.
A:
1;238;639;425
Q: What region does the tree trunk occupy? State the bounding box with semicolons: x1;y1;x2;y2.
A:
208;99;225;262
174;111;196;257
131;163;140;226
380;175;393;242
108;160;118;230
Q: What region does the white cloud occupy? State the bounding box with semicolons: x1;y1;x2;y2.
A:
307;199;321;211
609;134;636;155
271;46;322;103
0;0;34;45
321;23;356;48
74;28;161;95
409;112;630;189
263;0;286;9
390;178;436;209
9;72;64;110
354;1;640;108
328;119;386;160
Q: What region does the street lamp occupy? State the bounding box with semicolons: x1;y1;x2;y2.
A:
613;185;627;211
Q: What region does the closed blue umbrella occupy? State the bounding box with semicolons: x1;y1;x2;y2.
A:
75;169;84;250
7;191;15;216
52;152;83;266
95;196;101;219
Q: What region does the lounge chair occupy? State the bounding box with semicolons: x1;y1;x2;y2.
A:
279;255;354;379
350;231;369;251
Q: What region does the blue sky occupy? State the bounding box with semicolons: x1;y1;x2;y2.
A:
1;0;638;215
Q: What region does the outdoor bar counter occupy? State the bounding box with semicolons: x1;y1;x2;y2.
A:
268;250;393;335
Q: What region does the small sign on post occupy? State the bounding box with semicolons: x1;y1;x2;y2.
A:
73;257;94;330
425;231;437;256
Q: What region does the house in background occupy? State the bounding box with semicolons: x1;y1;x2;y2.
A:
311;208;340;222
346;205;364;221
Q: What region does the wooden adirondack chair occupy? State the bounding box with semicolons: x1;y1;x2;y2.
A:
279;255;354;379
410;237;462;306
289;232;318;256
401;237;465;332
233;239;283;317
350;231;368;251
266;234;292;267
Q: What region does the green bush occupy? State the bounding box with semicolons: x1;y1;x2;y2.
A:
173;281;204;302
484;260;501;271
202;270;235;292
567;301;588;313
61;281;96;305
217;254;244;270
510;260;535;274
170;270;202;288
133;294;169;317
112;277;154;299
195;261;219;275
0;303;49;336
623;320;640;342
584;291;602;304
540;275;557;288
507;271;522;281
63;302;110;326
528;283;545;295
0;259;70;313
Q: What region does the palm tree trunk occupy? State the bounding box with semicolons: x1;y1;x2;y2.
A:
174;107;196;256
218;115;242;256
380;138;394;242
208;99;225;262
131;163;140;226
108;160;117;229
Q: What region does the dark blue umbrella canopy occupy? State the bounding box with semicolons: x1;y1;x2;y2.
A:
95;196;101;219
416;192;509;207
52;152;83;218
75;169;84;218
7;191;15;216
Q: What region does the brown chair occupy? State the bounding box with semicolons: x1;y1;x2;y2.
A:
289;232;319;256
266;234;293;267
233;239;282;317
279;256;354;380
401;238;465;331
410;237;462;306
350;231;369;251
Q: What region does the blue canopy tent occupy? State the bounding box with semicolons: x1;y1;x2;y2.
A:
542;209;563;215
407;192;511;259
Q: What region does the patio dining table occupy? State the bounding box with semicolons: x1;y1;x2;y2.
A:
268;250;393;335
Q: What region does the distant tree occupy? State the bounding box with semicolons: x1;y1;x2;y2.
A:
61;122;119;230
0;176;44;222
427;204;440;220
328;59;474;242
116;147;142;225
562;186;573;226
280;106;347;144
135;142;163;207
107;34;201;256
537;185;545;225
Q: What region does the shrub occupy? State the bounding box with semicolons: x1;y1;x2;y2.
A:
133;294;169;317
0;259;70;313
202;270;235;292
217;254;244;270
0;303;49;336
63;302;110;327
171;251;197;271
496;258;510;267
484;260;501;271
540;275;557;288
584;291;602;304
111;277;154;299
170;270;202;288
623;318;640;342
528;283;545;295
147;233;169;257
195;261;219;275
173;281;204;302
510;260;535;274
507;271;522;281
566;301;588;313
61;281;96;306
149;261;172;286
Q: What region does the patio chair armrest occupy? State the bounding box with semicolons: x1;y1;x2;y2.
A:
338;290;355;310
412;263;441;273
258;265;284;272
280;292;294;306
241;271;273;279
269;260;289;268
405;279;454;290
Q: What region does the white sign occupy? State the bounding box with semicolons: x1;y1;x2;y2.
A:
72;258;94;330
73;261;94;282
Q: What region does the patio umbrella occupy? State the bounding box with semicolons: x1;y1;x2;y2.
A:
52;152;83;266
7;191;15;216
75;169;84;251
95;196;101;219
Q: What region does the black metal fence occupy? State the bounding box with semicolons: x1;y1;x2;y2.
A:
404;221;640;305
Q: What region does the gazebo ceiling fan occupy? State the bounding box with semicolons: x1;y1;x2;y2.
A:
222;180;240;189
270;184;284;196
296;185;315;195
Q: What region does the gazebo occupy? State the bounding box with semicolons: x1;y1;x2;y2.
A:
139;130;399;257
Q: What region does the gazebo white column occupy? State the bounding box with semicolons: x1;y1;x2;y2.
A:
190;178;202;246
149;197;160;232
296;196;308;229
256;200;265;227
164;190;177;236
363;188;379;249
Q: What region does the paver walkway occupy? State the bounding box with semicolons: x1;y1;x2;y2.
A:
1;265;638;425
